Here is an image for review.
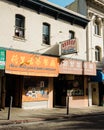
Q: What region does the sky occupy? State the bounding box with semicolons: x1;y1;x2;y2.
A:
48;0;74;7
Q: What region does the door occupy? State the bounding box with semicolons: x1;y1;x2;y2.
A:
92;83;99;105
5;74;22;107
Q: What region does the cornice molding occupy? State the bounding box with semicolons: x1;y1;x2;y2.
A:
88;12;94;19
94;0;104;6
87;0;104;9
7;0;89;28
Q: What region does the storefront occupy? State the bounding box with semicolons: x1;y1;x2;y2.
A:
90;70;104;106
0;49;6;109
54;59;96;108
5;50;59;109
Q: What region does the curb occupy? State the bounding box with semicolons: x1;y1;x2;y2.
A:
0;118;44;126
0;112;104;126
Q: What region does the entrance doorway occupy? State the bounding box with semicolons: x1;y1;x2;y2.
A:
92;83;99;105
54;76;67;107
99;82;104;106
5;74;22;107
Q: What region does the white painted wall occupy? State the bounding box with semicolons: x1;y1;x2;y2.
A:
88;20;104;61
0;1;87;61
87;10;104;68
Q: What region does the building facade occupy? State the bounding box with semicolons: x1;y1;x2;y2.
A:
0;0;95;109
66;0;104;106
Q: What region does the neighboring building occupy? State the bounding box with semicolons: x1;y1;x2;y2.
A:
66;0;104;106
0;0;94;109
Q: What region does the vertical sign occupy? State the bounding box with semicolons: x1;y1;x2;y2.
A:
0;49;6;69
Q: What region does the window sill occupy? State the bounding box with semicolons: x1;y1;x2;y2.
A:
95;60;101;63
13;36;26;42
93;34;102;38
41;43;51;47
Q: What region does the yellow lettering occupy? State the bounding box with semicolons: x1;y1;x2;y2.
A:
27;57;34;65
35;57;41;65
20;56;26;65
50;60;56;67
43;58;49;66
11;55;19;64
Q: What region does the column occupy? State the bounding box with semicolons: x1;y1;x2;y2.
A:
88;82;92;106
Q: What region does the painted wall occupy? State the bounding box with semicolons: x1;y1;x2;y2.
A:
0;1;87;61
87;14;104;64
67;0;104;68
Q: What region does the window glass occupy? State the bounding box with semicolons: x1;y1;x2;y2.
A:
95;46;100;61
69;31;75;39
94;20;100;35
43;23;50;45
23;77;49;102
15;14;25;38
43;25;49;35
66;76;84;96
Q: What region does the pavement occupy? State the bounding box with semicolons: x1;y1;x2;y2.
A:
0;106;104;126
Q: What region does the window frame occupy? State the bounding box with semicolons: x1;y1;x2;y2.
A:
15;14;25;39
69;30;75;39
42;23;50;45
94;19;101;36
95;46;101;61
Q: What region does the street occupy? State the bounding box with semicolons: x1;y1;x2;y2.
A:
0;114;104;130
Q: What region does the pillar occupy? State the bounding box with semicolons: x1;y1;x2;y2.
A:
88;82;92;106
48;77;53;108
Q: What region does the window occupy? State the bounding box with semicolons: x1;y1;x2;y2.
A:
69;30;75;39
43;23;50;45
95;46;101;61
24;77;49;101
15;14;25;38
94;19;101;35
66;76;84;96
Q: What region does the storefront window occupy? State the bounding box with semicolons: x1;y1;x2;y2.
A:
23;77;49;102
66;76;84;96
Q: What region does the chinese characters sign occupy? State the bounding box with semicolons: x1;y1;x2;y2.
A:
59;59;96;75
59;59;83;75
61;39;77;55
83;62;96;75
0;49;6;69
5;50;59;77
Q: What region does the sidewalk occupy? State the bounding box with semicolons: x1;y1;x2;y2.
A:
0;106;104;126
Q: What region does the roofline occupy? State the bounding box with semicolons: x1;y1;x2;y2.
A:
7;0;89;28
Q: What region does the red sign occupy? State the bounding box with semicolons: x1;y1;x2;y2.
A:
61;39;77;55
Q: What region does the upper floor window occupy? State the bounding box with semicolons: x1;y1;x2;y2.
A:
69;30;75;39
15;14;25;38
43;23;50;45
94;19;101;35
95;46;101;61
